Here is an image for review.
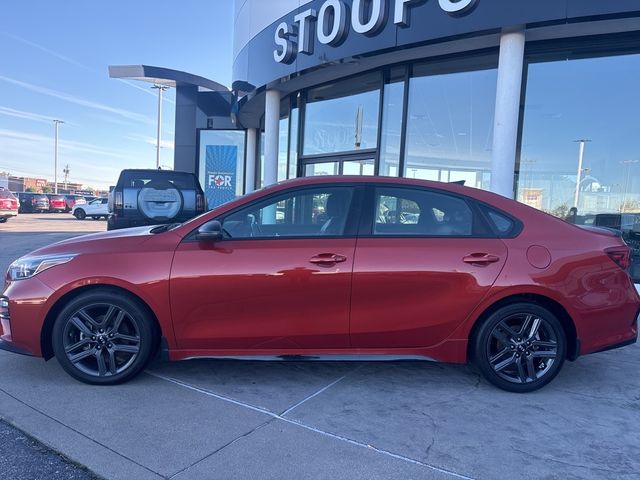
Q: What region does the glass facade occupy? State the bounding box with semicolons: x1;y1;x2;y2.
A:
404;61;497;189
519;52;640;218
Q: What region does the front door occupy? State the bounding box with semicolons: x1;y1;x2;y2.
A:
170;185;361;351
350;185;507;348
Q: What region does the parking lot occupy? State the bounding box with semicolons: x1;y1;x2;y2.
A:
0;215;639;480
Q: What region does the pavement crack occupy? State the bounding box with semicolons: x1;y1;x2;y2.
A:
169;418;277;479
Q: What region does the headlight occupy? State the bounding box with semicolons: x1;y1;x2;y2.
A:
7;254;77;281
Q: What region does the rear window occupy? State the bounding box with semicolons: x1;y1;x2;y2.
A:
118;171;198;190
0;191;15;199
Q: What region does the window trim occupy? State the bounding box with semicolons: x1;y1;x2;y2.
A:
358;183;501;239
184;184;365;242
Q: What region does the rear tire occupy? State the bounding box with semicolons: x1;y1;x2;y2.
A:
74;209;86;220
52;290;157;385
0;218;7;223
473;303;566;393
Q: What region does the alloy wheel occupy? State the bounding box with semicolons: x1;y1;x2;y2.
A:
486;313;559;384
62;303;141;377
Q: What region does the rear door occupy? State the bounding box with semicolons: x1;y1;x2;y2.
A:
350;185;507;348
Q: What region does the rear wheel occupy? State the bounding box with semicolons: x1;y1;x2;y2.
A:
52;290;157;385
0;218;6;223
74;209;86;220
473;303;566;393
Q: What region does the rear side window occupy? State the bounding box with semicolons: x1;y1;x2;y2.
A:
483;208;519;237
373;187;480;237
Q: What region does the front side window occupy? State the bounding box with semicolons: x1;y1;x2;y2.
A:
374;187;475;237
222;187;353;239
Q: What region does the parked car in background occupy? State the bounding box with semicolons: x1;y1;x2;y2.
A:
17;192;49;213
2;177;637;391
107;169;206;230
46;194;67;213
0;189;19;223
593;213;640;281
63;195;86;213
72;198;109;220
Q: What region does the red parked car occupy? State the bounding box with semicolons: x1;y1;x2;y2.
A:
1;177;637;392
46;194;67;213
0;189;19;223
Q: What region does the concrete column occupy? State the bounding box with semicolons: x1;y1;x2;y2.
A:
264;89;281;187
245;128;258;193
490;27;526;198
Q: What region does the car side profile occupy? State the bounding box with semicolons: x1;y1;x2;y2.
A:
1;177;637;392
72;198;109;220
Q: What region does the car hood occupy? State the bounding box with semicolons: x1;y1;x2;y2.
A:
25;226;167;257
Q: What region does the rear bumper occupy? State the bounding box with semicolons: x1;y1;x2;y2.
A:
0;210;18;218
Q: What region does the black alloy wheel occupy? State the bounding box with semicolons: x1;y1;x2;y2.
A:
52;290;156;385
473;303;566;393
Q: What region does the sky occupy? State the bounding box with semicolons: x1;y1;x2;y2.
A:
0;0;234;190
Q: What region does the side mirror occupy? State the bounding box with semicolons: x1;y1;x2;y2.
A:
196;220;223;241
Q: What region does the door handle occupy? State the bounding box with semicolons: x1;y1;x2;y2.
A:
309;253;348;265
463;253;501;265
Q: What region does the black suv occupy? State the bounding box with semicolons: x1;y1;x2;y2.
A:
17;192;50;213
107;169;207;230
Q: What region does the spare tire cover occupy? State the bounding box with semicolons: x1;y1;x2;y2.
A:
137;180;183;220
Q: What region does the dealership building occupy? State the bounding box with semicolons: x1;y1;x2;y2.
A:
112;0;640;217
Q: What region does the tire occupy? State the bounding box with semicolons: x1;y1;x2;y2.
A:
0;218;7;223
74;209;86;220
472;303;567;393
52;289;157;385
91;216;99;220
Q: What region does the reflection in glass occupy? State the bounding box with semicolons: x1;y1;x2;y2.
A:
379;81;404;177
404;66;497;189
278;116;289;181
305;162;340;176
343;159;375;176
289;107;299;179
519;54;640;219
304;74;380;155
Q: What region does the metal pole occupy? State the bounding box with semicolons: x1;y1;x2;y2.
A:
53;120;64;194
573;139;590;209
152;85;168;169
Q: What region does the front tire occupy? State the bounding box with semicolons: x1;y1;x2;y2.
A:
52;290;157;385
74;209;86;220
473;303;566;393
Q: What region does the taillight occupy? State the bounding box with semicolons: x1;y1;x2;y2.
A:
115;191;123;210
606;247;631;270
196;193;205;212
31;198;37;204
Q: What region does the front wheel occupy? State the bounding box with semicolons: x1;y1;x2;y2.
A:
473;303;566;393
74;209;86;220
52;290;157;385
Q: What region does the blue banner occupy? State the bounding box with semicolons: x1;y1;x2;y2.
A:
205;145;238;209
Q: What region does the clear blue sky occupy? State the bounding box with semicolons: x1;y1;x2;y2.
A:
0;0;233;189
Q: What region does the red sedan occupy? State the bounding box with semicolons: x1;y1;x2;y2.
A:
1;177;637;392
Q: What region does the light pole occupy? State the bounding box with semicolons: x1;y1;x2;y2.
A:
152;84;169;169
620;160;639;212
573;139;591;209
53;120;64;194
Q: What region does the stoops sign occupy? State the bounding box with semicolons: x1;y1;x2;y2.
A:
204;145;238;209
